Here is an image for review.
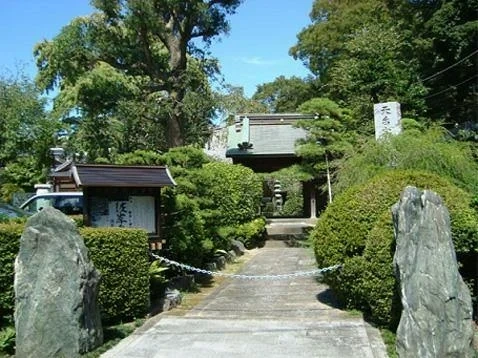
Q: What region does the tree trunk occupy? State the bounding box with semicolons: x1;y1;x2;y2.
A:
166;36;187;148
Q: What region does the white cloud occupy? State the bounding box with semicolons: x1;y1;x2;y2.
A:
239;56;278;66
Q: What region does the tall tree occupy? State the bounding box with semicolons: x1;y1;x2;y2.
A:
35;0;242;156
214;85;267;124
398;0;478;124
327;23;427;132
252;76;317;113
295;98;355;186
0;73;59;197
292;0;477;128
290;0;390;80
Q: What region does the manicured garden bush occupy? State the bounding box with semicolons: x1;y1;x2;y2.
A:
0;222;150;327
0;223;23;326
312;170;478;328
80;227;150;324
194;162;263;227
162;159;264;267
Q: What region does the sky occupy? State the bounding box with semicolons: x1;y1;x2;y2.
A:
0;0;314;98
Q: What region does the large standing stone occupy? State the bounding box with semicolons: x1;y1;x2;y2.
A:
15;207;103;358
392;186;474;358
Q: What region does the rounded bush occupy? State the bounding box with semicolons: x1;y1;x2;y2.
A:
312;169;478;328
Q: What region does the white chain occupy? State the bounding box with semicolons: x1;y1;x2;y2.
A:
150;253;342;280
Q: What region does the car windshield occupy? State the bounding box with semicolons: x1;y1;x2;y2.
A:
0;202;28;219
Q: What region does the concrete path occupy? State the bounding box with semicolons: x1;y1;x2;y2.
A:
102;241;388;358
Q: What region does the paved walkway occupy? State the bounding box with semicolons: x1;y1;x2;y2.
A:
102;241;388;358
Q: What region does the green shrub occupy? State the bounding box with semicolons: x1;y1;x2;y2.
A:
217;217;266;249
335;127;478;195
0;326;15;356
0;223;23;326
162;192;211;267
195;162;263;228
312;170;478;328
80;227;150;325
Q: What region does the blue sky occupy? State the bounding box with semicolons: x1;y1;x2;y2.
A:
0;0;313;97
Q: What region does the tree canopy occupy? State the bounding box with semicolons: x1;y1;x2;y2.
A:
290;0;477;128
0;73;59;199
35;0;242;160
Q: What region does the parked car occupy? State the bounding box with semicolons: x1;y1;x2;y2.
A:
20;192;83;215
0;202;29;220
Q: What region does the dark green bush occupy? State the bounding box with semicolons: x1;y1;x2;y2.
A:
0;223;151;327
163;161;263;267
80;227;150;325
312;170;478;328
195;162;263;227
217;217;267;249
0;223;23;326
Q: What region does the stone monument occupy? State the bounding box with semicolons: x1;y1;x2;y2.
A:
392;187;474;357
374;101;402;140
15;207;103;358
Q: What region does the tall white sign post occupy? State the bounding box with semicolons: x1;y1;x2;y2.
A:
374;102;402;140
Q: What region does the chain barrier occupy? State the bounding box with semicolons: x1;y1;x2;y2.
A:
150;252;342;280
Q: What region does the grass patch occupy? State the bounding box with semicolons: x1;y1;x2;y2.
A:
380;328;397;358
82;318;146;357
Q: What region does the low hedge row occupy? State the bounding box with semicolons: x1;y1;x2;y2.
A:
80;227;150;325
0;223;24;326
312;170;478;329
0;221;150;327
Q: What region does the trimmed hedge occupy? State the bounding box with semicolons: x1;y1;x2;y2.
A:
312;170;478;328
162;160;264;266
80;227;150;324
0;223;23;326
195;162;263;227
0;222;150;327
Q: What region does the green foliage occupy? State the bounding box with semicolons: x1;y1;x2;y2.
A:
312;170;478;328
0;223;23;326
35;0;242;150
115;150;165;166
0;74;59;192
156;148;262;267
295;98;355;195
327;23;427;126
252;75;317;113
335;127;478;195
214;85;267;124
217;217;266;249
79;227;150;325
261;165;312;217
149;261;169;300
291;0;477;127
290;0;390;78
0;326;15;356
162;191;211;267
195;162;263;227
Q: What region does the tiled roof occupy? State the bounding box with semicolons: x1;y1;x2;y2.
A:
73;165;176;187
226;113;312;157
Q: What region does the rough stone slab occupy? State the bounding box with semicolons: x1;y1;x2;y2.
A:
15;207;102;358
393;187;474;357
